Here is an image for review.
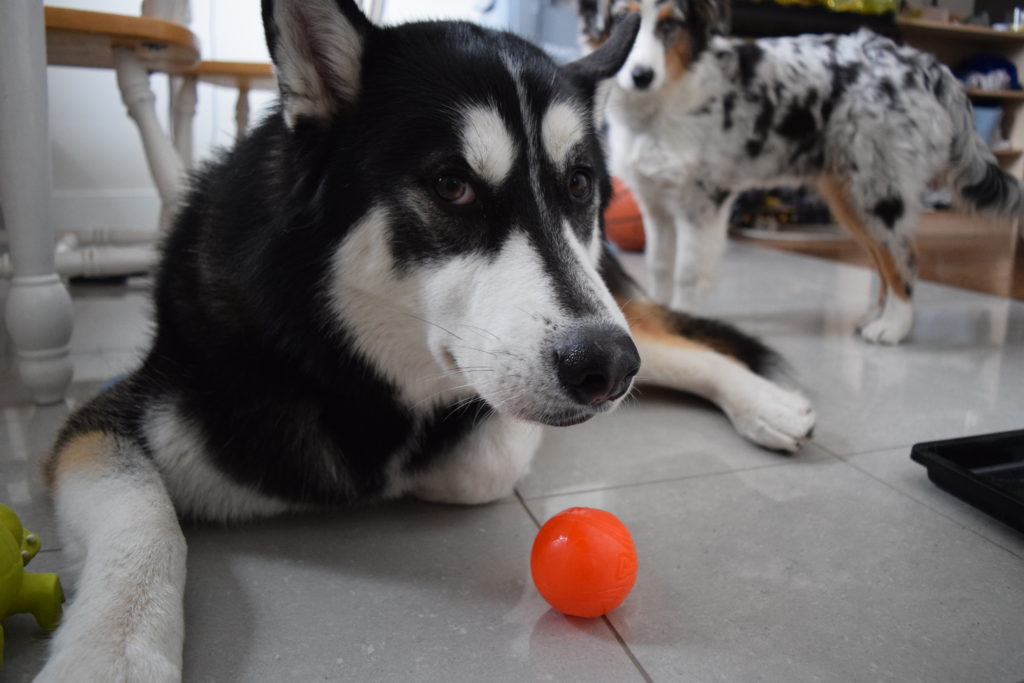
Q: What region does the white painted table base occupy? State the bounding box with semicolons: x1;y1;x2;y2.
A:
0;0;74;404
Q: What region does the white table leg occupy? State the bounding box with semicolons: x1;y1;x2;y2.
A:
0;0;74;404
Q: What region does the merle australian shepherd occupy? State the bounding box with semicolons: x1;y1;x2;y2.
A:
578;0;1024;344
37;1;814;678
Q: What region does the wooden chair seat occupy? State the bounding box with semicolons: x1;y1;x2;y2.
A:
187;60;275;91
44;6;199;72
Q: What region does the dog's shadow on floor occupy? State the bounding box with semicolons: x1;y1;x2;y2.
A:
179;499;541;671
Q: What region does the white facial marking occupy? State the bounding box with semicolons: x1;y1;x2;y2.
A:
542;101;586;170
562;220;628;329
460;105;517;185
329;207;455;409
617;0;666;92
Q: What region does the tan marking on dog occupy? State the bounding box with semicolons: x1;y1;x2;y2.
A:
44;431;115;490
818;175;912;302
618;297;747;368
664;32;692;82
620;297;704;350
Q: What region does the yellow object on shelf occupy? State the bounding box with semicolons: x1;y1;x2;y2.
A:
826;0;896;15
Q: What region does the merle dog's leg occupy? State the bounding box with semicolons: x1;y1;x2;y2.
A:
632;191;677;306
819;175;918;344
670;187;730;312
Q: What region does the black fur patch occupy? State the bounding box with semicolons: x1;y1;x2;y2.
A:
822;62;860;122
873;196;904;229
961;162;1012;210
667;312;779;377
722;92;736;130
745;86;775;158
878;78;897;103
736;42;764;90
710;187;731;207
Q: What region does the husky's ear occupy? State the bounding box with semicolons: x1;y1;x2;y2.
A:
262;0;374;127
561;13;640;95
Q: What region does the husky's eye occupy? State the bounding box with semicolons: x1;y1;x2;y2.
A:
433;175;476;205
568;169;593;200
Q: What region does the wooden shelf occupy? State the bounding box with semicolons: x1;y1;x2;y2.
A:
897;16;1024;43
965;88;1024;101
186;61;275;90
993;148;1023;159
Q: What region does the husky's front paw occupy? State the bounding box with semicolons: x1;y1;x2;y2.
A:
34;646;181;683
721;375;816;452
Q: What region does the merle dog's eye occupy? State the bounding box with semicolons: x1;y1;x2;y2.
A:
434;175;476;205
569;169;593;200
657;17;685;37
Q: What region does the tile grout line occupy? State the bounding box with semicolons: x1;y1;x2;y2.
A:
514;490;656;683
519;454;832;502
814;439;1024;560
839;454;1024;562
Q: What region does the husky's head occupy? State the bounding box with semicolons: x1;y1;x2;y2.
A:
262;0;641;427
576;0;729;93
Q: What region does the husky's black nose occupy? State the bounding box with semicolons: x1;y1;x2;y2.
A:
631;66;655;89
555;326;641;406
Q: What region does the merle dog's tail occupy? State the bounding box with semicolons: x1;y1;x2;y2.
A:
943;68;1024;239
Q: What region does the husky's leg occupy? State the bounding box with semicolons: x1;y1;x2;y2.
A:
411;415;543;505
620;297;815;452
36;432;186;683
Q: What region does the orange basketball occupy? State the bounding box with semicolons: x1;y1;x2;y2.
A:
530;507;639;618
604;178;645;252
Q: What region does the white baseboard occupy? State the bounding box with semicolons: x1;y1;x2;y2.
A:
49;189;161;231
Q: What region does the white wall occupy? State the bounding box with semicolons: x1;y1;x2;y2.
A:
46;0;275;232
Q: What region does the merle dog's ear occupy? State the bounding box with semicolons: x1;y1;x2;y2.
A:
692;0;732;48
561;13;640;92
262;0;374;127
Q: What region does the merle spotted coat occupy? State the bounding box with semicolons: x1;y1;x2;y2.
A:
581;0;1024;343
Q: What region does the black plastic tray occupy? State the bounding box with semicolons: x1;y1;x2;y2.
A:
911;429;1024;534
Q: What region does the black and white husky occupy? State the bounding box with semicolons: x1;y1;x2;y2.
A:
37;1;814;679
577;0;1024;344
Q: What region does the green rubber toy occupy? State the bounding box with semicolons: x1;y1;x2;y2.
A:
0;504;65;666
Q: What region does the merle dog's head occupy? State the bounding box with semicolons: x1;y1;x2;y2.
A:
576;0;729;93
261;0;641;427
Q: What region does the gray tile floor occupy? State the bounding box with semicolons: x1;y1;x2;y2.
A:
1;244;1022;682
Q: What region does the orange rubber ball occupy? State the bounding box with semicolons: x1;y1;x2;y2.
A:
530;507;638;618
